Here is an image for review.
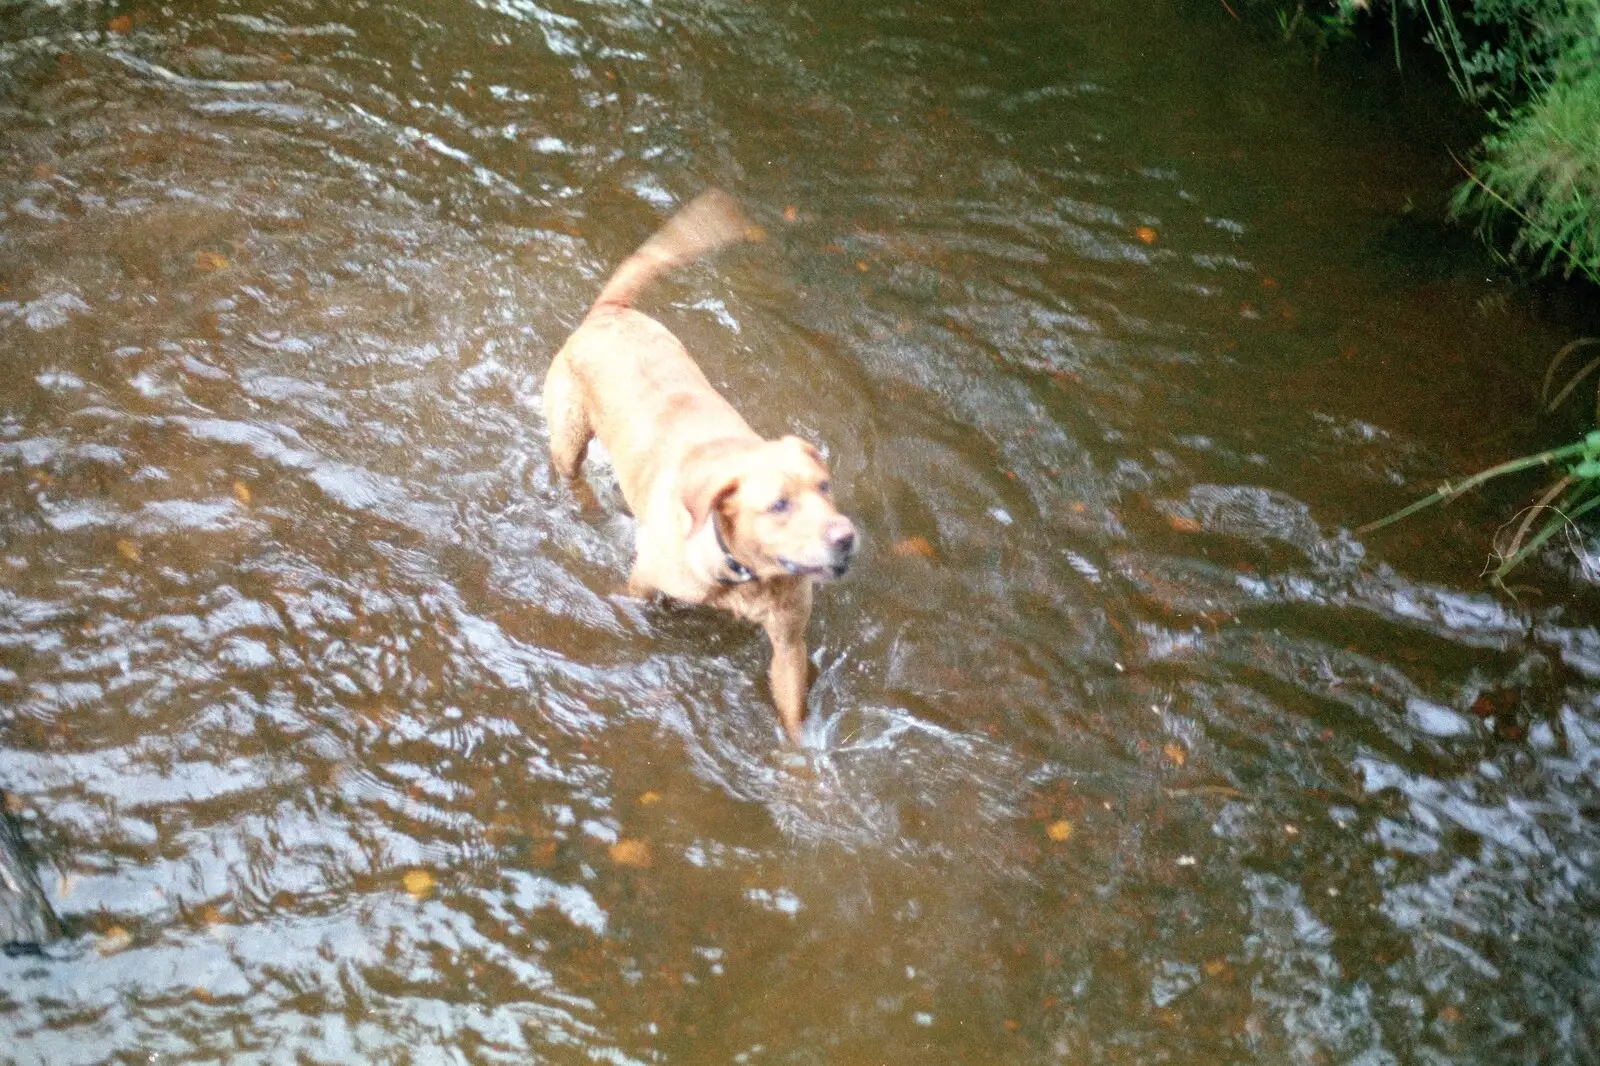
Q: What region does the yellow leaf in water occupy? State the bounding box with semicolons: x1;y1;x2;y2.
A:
743;224;768;244
1162;742;1187;767
609;839;653;868
782;204;799;222
199;904;224;926
232;481;252;506
107;14;133;33
1135;226;1158;244
1204;958;1230;977
402;869;436;898
195;250;230;271
893;536;935;558
1046;820;1074;842
116;539;141;562
638;791;662;806
97;926;133;956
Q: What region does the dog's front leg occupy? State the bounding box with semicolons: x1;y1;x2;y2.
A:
764;621;810;746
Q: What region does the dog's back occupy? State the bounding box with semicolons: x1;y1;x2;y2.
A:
545;190;758;496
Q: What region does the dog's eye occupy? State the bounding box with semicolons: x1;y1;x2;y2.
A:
768;497;791;514
818;480;831;495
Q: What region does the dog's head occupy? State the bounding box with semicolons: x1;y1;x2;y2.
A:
684;435;856;581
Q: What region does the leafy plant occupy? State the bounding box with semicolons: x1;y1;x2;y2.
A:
1277;0;1358;51
1326;0;1565;97
1361;338;1600;584
1450;6;1600;284
1310;0;1600;283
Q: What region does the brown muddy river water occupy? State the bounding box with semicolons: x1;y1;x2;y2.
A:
4;0;1600;1061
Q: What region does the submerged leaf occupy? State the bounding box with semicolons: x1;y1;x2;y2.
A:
97;926;133;955
609;839;653;868
893;536;936;558
402;869;436;898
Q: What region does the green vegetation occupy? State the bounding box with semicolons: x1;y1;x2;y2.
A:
1280;0;1600;582
1453;23;1600;284
1362;340;1600;585
1323;0;1600;283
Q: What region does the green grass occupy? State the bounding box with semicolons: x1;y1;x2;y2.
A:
1360;431;1600;584
1309;0;1600;584
1299;0;1600;283
1362;342;1600;585
1258;1;1600;582
1451;10;1600;283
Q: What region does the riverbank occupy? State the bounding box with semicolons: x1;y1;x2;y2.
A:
1252;0;1600;288
1234;0;1600;583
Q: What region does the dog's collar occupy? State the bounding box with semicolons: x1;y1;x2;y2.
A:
712;513;755;586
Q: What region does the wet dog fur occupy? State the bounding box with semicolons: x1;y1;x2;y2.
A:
543;190;857;745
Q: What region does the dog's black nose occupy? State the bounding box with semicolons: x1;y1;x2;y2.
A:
825;517;856;554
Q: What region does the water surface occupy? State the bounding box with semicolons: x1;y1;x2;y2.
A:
3;0;1599;1062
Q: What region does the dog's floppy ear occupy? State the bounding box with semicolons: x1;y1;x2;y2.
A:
780;435;823;464
682;467;741;534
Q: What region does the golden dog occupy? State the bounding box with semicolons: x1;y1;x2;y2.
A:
544;190;857;744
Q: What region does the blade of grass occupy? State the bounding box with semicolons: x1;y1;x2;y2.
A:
1493;487;1600;579
1358;440;1592;534
1546;355;1600;412
1536;336;1600;403
1503;473;1575;558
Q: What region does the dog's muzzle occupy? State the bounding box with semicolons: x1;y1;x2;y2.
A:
777;517;857;580
823;517;857;579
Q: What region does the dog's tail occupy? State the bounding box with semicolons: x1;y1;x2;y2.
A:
589;189;754;314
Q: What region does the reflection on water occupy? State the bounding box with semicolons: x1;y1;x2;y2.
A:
2;0;1598;1061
